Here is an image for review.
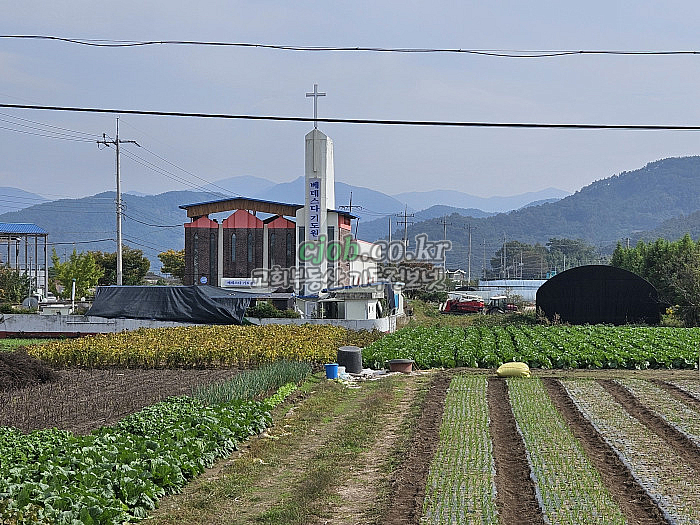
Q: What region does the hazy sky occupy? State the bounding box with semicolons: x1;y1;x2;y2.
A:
3;1;700;201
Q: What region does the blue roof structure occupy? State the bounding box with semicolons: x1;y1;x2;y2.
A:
0;223;48;235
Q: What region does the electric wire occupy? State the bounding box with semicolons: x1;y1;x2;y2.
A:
3;36;700;58
3;102;700;131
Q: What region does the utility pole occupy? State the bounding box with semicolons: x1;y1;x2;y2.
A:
388;216;392;244
438;216;450;268
98;117;139;286
395;205;415;250
483;238;486;279
339;191;364;240
467;224;473;283
502;233;507;279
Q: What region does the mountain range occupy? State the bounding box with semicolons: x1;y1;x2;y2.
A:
3;155;700;271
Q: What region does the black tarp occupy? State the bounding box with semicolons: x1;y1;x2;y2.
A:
536;265;663;325
86;285;251;324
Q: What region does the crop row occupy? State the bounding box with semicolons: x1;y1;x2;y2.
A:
614;379;700;448
362;325;700;369
423;375;498;524
563;380;700;525
26;324;383;368
507;378;625;525
0;383;298;524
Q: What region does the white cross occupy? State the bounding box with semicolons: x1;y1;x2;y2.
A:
306;83;326;129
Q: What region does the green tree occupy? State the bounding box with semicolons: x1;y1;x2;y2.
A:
50;249;103;299
158;249;185;280
611;234;700;325
0;265;31;304
91;246;150;285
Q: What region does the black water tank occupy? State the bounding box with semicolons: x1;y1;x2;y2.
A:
337;346;363;374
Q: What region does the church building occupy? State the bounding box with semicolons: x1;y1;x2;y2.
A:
180;86;390;320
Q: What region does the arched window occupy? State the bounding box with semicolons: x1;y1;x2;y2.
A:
231;233;236;263
247;232;254;263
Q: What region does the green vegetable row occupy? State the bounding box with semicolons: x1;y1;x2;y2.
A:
0;385;297;524
362;324;700;369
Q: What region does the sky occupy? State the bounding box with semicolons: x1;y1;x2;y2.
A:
3;1;700;201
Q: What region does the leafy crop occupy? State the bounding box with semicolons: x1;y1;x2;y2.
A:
507;378;625;524
27;324;383;368
564;379;700;524
423;375;498;523
362;325;700;370
0;382;298;524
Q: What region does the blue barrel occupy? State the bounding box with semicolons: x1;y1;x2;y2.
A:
325;363;339;379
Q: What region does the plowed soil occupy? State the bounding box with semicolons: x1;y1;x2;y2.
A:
0;368;240;434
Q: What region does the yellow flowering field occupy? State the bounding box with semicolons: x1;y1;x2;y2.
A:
27;324;384;368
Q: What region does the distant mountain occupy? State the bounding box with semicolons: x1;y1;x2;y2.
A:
254;176;410;217
357;205;495;243
0;187;48;214
0;191;213;270
204;175;277;197
393;187;569;213
7;155;700;274
395;156;700;268
519;198;561;209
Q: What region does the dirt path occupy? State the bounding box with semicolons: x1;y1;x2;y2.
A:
325;375;424;525
651;379;700;411
381;371;451;525
543;378;668;525
148;375;420;525
598;379;700;472
488;377;546;525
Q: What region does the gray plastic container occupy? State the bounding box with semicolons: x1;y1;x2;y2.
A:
337;346;363;374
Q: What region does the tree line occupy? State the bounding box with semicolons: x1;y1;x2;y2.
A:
611;234;700;325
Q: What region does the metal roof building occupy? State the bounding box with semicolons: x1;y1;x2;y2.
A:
0;223;49;299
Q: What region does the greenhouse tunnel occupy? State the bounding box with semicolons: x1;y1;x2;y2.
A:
536;265;663;325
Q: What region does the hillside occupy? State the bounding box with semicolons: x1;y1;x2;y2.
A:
0;191;214;270
394;156;700;268
0;187;48;215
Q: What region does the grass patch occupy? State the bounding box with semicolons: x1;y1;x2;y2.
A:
0;339;52;352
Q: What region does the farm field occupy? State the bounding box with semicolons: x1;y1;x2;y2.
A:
363;324;700;370
2;322;700;524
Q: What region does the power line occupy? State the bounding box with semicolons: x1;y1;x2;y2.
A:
4;36;700;58
122;213;182;228
4;103;700;131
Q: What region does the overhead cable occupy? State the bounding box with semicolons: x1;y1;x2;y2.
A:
3;103;700;131
3;36;700;58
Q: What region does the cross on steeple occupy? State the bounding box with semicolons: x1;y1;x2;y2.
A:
306;83;326;129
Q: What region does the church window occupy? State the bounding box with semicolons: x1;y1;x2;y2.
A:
247;232;254;263
269;232;276;267
231;233;236;262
